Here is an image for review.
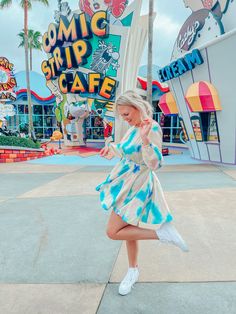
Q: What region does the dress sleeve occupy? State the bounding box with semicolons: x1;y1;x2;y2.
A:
105;126;132;159
142;123;163;170
107;142;123;158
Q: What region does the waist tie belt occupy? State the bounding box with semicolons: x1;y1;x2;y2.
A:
121;157;148;171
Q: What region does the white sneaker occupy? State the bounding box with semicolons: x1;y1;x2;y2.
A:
118;267;139;296
156;222;189;252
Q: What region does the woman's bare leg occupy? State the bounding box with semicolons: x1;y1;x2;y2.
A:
106;210;129;237
106;212;139;267
106;210;158;241
126;240;138;268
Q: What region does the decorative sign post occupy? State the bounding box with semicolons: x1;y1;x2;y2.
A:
0;57;17;102
0;57;17;122
41;0;146;146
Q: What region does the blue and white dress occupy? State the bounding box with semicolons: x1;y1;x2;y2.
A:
96;121;173;229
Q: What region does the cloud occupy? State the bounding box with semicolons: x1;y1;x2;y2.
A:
153;13;182;66
0;1;55;73
0;0;188;74
140;13;182;67
155;13;181;36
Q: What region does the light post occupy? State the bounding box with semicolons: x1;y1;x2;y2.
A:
147;0;154;105
58;138;62;149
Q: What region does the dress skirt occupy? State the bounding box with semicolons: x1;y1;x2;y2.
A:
96;121;173;230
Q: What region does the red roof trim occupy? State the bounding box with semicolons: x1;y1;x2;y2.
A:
137;77;169;93
16;89;55;101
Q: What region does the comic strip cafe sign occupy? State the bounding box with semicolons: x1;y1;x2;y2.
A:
0;57;17;101
41;11;117;99
159;49;204;82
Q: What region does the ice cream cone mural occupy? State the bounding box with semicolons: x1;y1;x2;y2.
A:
42;0;147;146
200;0;236;32
159;0;236;164
172;1;223;60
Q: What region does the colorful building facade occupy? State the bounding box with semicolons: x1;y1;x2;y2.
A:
41;0;147;145
159;0;236;164
8;71;57;138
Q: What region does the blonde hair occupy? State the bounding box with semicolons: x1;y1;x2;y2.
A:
115;90;153;119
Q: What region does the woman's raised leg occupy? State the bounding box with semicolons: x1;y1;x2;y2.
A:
106;210;158;241
106;210;129;238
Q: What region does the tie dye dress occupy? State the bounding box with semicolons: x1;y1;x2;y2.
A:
96;121;173;229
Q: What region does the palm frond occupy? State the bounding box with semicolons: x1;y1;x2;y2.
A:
0;0;12;9
17;31;25;47
33;31;41;38
33;0;49;6
28;29;34;37
20;0;32;9
19;28;43;50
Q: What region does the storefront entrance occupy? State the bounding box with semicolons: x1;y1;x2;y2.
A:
84;112;104;141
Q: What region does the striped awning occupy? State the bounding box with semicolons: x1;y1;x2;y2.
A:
137;77;169;93
159;92;179;115
185;81;222;112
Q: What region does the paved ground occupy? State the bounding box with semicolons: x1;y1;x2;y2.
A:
0;153;236;314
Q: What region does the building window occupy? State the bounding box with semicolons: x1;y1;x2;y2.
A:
199;111;219;142
191;116;203;142
85;112;104;140
153;110;183;143
15;103;57;139
33;105;43;115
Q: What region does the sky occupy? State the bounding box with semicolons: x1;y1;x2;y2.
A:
0;0;190;74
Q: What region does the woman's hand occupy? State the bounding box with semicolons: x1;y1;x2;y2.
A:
140;118;153;145
100;146;114;159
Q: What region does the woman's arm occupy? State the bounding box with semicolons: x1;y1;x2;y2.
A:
141;120;163;170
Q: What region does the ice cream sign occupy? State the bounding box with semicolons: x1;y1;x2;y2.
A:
41;11;117;100
159;49;204;82
0;57;17;102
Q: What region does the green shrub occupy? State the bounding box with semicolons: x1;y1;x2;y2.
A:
0;136;41;149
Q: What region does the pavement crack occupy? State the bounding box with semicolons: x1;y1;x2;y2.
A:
33;208;49;267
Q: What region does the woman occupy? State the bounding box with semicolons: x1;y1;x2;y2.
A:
96;91;188;296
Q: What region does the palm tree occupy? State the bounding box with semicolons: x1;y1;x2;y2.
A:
0;0;49;138
18;29;42;71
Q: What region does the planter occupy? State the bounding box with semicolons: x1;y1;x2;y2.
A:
0;146;46;163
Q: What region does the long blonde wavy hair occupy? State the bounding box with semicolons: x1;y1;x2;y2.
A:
115;90;153;119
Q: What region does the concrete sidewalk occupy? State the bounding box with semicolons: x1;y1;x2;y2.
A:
0;161;236;314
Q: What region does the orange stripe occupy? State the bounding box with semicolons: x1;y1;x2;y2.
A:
166;92;179;114
211;93;221;110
